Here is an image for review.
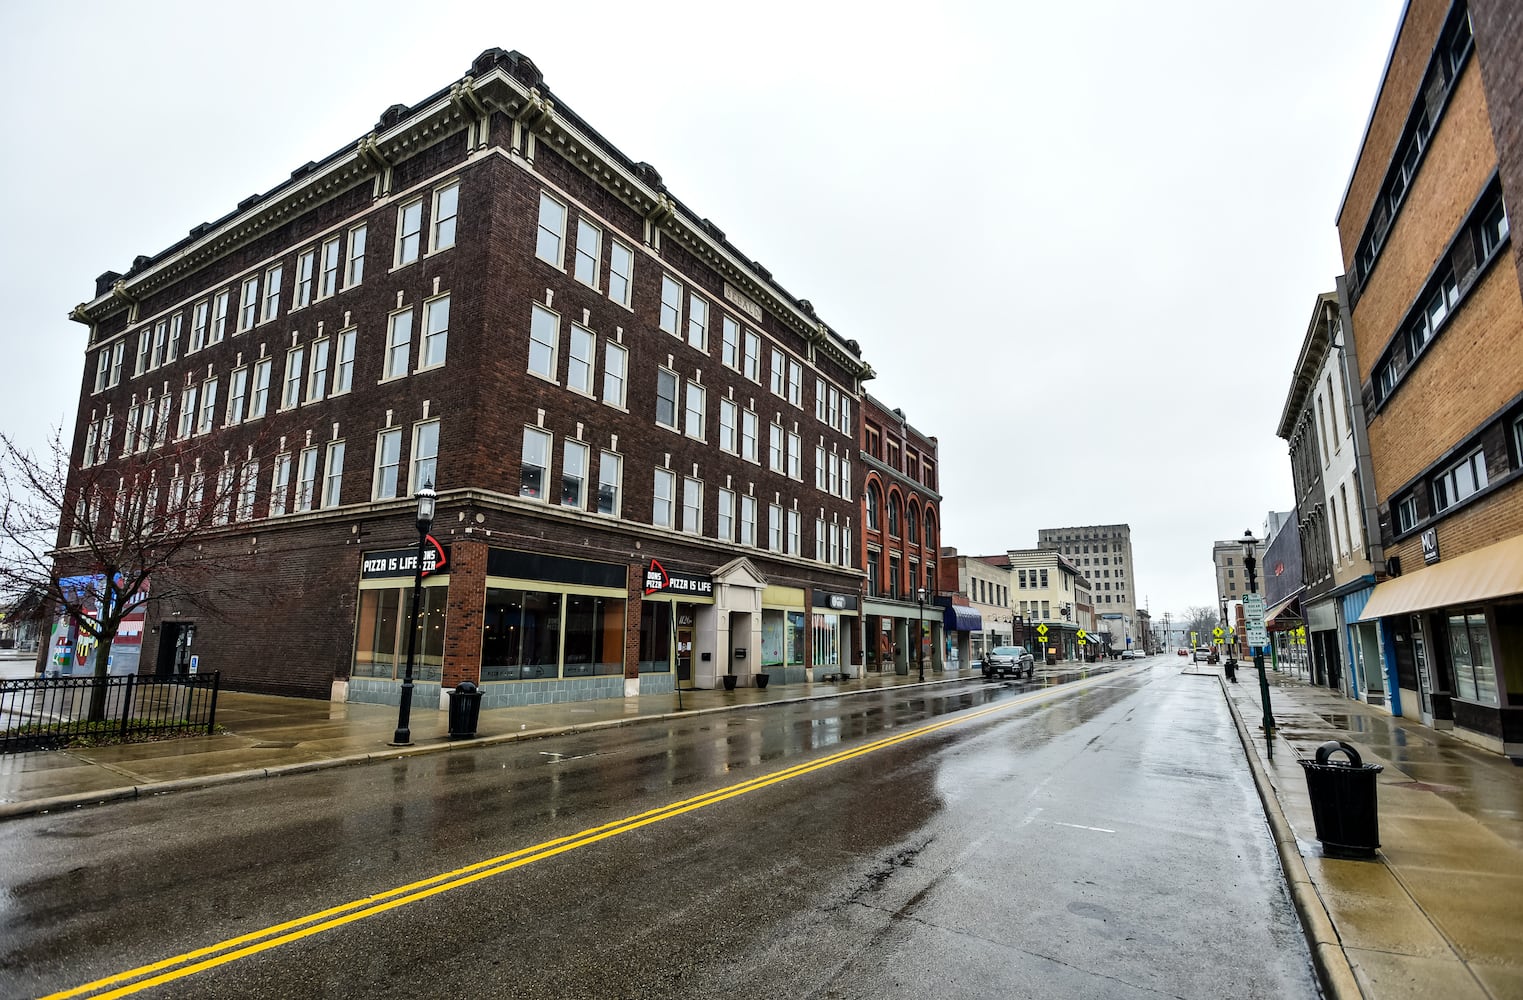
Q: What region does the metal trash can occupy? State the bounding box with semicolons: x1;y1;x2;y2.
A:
447;681;483;739
1299;740;1382;856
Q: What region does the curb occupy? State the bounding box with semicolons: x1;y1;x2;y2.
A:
0;673;995;822
1213;672;1366;1000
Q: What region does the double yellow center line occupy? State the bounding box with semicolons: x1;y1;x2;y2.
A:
46;681;1081;999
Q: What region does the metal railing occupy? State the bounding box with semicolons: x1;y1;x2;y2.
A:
0;672;220;754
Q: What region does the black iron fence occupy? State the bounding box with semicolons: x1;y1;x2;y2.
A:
0;672;220;754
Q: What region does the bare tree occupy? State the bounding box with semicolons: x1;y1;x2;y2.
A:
1;420;268;718
1182;606;1220;645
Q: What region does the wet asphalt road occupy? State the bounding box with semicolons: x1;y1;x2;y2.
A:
0;660;1316;999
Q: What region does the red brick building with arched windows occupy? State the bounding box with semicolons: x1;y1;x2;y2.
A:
857;395;952;674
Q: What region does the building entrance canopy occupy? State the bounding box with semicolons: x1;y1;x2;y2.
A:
1359;534;1523;621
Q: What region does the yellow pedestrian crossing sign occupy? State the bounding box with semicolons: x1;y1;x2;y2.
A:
1036;624;1049;637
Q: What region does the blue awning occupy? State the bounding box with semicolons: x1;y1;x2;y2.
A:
943;605;983;632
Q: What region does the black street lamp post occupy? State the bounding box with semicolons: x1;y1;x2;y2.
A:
916;587;927;683
1242;530;1274;733
390;483;437;747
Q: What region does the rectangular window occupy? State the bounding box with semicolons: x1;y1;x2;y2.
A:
787;510;801;555
237;460;258;522
719;398;738;453
386;308;413;380
190;300;209;353
422;295;449;369
432;182;459;251
226;367;248;426
521;427;551;500
685;382;706;439
250;358;272;419
214;467;235;526
741;409;759;462
687;294;708;351
529;304;558;379
839;396;851;436
536;193;566;266
659;276;682;336
319;236;341;298
153;395;171;448
134;328;151;376
740;495;757;546
296;446;319;512
166;314;182;362
682;477;703;534
347;224;367;286
769;423;783;472
335;329;356;394
375;428;403;501
656;369;679;429
1479;196;1510;258
562;440;589;508
653;468;676;528
743;330;760;382
177;386;197;439
396;200;423;266
411;419;439;493
602;341;627;407
609;239;633;307
816;518;826;561
769;502;783;552
723;317;740;370
283;346;305;409
568;325;595;395
197;378;218;434
574;219;601;288
322;440;345;508
307;338;330;402
110;342;124;386
151;320;168;370
239;276;259;331
718;488;735;542
295;249;316;308
815;379;826;422
1040;568;1049;588
787;360;801;407
123;403;139;454
94;350;109;393
770;348;785;396
597;450;621;516
787;431;801;480
1448;612;1498;705
1433;448;1487;512
269;453;291;517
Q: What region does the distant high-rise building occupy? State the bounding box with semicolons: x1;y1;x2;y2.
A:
1037;524;1136;646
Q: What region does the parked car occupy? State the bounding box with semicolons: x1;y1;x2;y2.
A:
1193;647;1212;662
984;645;1036;680
1120;649;1141;660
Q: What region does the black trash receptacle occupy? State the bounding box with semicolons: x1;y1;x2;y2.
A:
1300;740;1382;856
448;681;483;739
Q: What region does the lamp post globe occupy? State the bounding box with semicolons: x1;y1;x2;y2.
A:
391;482;437;747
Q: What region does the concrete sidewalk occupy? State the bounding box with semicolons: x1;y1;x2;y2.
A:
1199;659;1523;1000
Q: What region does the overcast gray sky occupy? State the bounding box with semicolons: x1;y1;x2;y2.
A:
0;0;1403;621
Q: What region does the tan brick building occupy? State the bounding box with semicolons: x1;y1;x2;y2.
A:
1338;0;1523;754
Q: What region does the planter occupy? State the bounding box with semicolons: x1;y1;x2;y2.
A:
722;674;738;691
754;673;770;690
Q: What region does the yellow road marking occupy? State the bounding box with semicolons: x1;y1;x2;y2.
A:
45;677;1115;999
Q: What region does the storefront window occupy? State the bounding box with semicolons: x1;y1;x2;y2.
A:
482;588;564;680
562;594;625;676
638;601;673;673
1448;612;1498;705
812;613;841;667
353;586;445;681
761;610;785;667
787;611;806;665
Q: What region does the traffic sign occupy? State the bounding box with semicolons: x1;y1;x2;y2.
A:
1035;624;1049;637
1242;593;1268;647
1076;629;1088;641
1212;627;1223;639
1078;639;1086;646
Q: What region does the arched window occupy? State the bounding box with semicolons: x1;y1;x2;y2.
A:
925;509;937;552
887;494;901;538
866;483;881;530
906;503;919;545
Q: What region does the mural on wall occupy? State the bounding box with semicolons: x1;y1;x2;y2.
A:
46;575;150;676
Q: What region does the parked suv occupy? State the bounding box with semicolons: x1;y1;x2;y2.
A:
1193;647;1212;662
984;645;1036;680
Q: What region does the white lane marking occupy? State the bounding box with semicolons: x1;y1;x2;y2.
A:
1054;821;1116;834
